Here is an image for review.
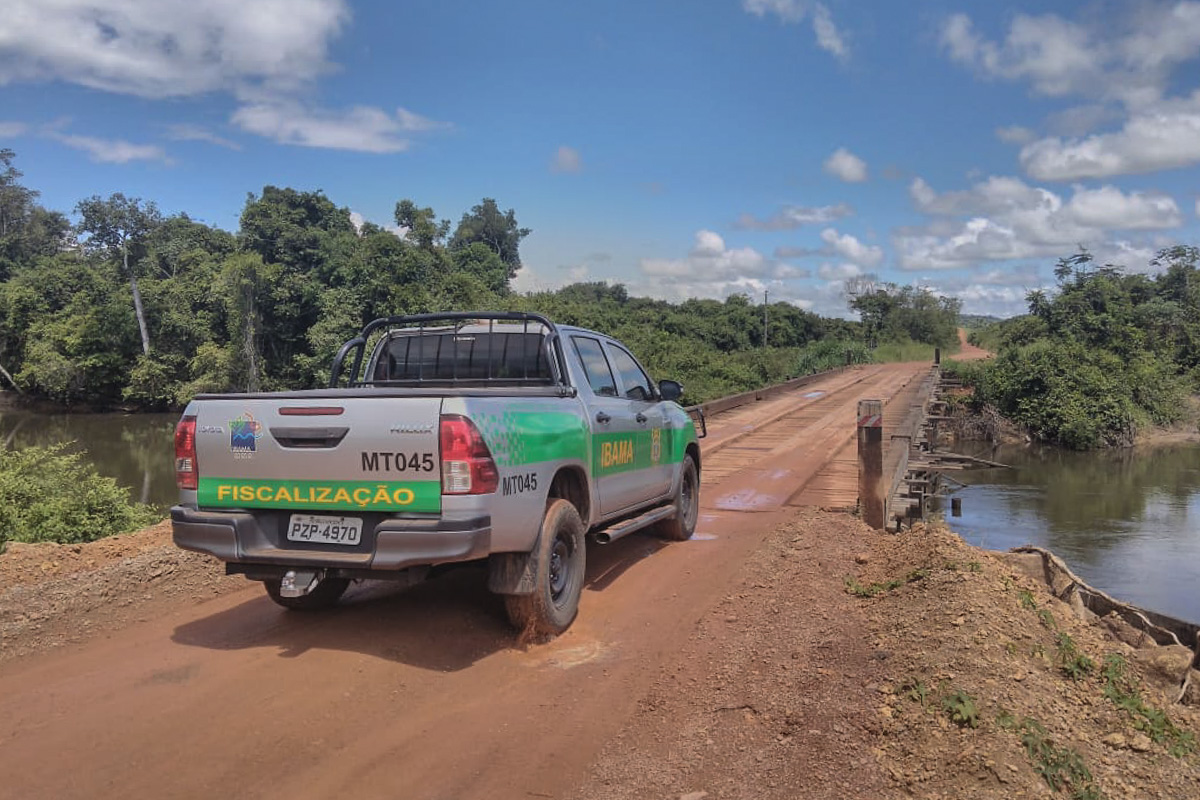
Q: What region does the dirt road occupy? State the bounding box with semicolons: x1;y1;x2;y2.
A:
0;363;930;800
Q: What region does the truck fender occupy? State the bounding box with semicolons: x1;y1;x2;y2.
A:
488;547;539;595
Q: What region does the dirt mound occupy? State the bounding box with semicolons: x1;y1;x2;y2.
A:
570;514;1200;799
853;522;1200;799
0;520;175;589
0;520;245;664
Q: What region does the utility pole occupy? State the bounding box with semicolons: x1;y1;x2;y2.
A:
763;289;769;348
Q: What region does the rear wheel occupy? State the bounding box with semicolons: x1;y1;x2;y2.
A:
264;576;350;610
504;499;586;638
655;454;699;541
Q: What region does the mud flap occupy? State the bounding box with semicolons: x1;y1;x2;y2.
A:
488;546;540;595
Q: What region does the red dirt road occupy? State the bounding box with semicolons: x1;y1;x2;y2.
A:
0;363;929;800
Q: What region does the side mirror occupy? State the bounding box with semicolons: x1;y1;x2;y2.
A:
658;379;683;402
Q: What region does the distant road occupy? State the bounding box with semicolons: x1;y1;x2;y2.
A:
953;326;991;360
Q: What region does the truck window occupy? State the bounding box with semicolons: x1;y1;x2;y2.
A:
606;344;653;401
571;336;618;397
375;331;553;382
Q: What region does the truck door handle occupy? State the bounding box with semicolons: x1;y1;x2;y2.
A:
595;412;611;424
635;413;647;424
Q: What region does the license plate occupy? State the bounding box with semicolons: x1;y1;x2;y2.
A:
287;514;363;546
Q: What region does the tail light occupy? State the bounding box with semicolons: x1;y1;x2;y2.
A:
439;414;498;495
175;415;198;490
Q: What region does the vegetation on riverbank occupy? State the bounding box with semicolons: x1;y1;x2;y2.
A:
949;247;1200;449
0;443;158;549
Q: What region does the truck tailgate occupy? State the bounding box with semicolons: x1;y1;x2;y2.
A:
192;397;443;514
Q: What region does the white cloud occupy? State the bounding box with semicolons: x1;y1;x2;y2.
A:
349;211;365;232
823;147;867;182
742;0;850;60
1045;104;1121;137
899;174;1181;270
772;263;811;279
811;4;848;60
817;262;861;281
48;132;170;164
0;1;452;154
637;230;779;301
0;0;349;99
231;103;446;153
735;202;853;230
743;0;807;24
0;121;28;137
996;125;1035;144
165;123;241;150
941;12;1101;99
1019;107;1200;180
550;145;582;174
819;228;884;267
942;6;1200;180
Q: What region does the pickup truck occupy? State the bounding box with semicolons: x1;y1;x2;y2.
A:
171;312;702;637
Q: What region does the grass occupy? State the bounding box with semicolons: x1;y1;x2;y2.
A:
844;568;928;598
941;689;981;728
1054;632;1095;681
1017;718;1104;800
872;340;947;364
1037;607;1058;630
1102;654;1196;757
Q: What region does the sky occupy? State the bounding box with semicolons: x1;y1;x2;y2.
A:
2;0;1200;319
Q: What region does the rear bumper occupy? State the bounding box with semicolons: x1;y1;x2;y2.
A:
170;505;492;571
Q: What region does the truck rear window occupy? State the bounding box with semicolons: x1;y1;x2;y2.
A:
373;331;554;383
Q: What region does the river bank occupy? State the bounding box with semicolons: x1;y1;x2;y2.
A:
3;509;1198;798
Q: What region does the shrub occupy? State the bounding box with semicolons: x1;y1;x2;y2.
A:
0;443;160;547
795;339;870;375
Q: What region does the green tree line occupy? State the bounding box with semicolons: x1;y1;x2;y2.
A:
0;148;969;411
955;247;1200;449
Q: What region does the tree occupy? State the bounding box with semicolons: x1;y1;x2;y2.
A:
394;199;449;250
449;198;530;280
75;194;162;356
0;149;68;277
0;149;36;242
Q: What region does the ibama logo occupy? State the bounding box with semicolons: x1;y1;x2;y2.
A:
229;412;263;457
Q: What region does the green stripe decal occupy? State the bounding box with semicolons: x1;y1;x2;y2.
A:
198;478;441;512
474;410;589;467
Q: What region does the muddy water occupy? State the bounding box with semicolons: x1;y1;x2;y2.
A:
948;442;1200;622
0;409;179;509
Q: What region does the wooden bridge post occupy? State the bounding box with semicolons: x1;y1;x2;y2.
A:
857;399;885;529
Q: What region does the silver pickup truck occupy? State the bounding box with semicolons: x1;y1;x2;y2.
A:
172;312;702;636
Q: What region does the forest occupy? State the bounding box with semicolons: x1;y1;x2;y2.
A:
0;148;961;410
955;247;1200;449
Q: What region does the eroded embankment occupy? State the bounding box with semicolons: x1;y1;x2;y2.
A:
570;513;1200;800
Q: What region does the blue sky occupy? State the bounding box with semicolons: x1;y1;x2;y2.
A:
2;1;1199;318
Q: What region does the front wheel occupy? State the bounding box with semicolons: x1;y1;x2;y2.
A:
264;576;350;610
655;454;699;541
504;499;586;638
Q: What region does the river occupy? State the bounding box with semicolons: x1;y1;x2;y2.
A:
0;408;179;509
949;442;1200;623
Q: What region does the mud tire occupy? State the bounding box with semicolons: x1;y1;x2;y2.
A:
264;576;350;611
655;454;699;541
504;499;586;638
